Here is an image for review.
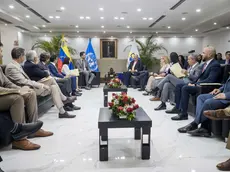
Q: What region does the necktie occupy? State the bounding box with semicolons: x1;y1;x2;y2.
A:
202;63;207;73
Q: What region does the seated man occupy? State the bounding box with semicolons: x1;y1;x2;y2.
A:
48;55;81;96
76;51;95;90
166;46;221;121
124;54;143;87
177;76;230;136
39;53;80;111
154;54;201;110
0;42;52;150
5;48;76;119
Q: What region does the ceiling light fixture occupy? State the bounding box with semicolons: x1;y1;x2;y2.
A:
50;30;52;33
99;8;104;11
227;27;230;29
130;31;132;34
182;17;186;21
21;30;24;32
86;16;90;20
168;26;171;29
103;31;106;33
75;25;79;28
49;16;54;19
77;31;79;33
137;8;142;12
26;15;30;18
5;24;7;26
80;16;84;19
114;17;118;20
142;17;147;20
33;26;39;30
190;36;193;38
196;9;201;12
42;25;46;27
127;26;130;28
156;32;158;34
101;25;104;28
148;17;153;20
9;5;14;9
100;17;104;19
195;29;198;31
120;17;124;20
55;16;60;19
214;22;217;25
60;7;65;10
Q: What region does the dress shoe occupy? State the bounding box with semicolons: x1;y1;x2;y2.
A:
143;92;150;96
59;112;76;118
72;105;81;110
187;127;211;137
63;96;77;105
64;105;74;111
154;103;166;111
138;88;145;91
11;121;43;141
171;114;188;121
149;97;160;101
30;129;53;138
217;158;230;171
85;86;91;90
12;139;40;150
72;92;82;96
204;110;230;120
77;89;82;92
178;123;198;133
133;85;137;89
166;106;181;114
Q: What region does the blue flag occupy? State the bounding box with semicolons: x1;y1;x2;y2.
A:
85;38;99;72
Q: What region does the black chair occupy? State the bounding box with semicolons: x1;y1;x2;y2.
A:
129;65;147;88
78;72;100;88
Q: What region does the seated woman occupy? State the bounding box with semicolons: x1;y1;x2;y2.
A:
142;55;170;96
61;57;82;93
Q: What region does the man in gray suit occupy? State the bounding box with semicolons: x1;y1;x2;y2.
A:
76;51;95;90
0;42;52;150
154;54;202;110
5;48;76;119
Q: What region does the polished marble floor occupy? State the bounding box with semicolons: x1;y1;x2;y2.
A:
0;85;229;172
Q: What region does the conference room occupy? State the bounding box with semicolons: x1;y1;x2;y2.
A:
1;0;230;171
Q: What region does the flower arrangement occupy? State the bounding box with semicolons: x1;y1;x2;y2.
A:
108;78;122;88
108;92;139;121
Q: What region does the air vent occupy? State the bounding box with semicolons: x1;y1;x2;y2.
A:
0;17;12;24
170;0;186;10
149;15;166;27
203;28;219;33
15;26;30;31
15;0;50;23
121;12;128;14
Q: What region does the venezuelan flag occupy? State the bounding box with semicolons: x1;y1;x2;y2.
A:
58;35;74;72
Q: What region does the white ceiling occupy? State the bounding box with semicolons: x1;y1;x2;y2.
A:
0;0;230;37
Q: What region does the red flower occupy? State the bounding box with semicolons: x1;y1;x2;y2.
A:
127;107;133;113
108;102;114;107
133;104;139;109
121;92;127;96
112;93;116;96
118;106;123;111
115;95;119;99
131;98;136;103
123;96;128;103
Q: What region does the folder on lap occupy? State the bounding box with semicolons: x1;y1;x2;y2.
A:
170;63;186;78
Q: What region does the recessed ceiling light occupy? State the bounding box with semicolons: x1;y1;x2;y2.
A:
77;31;79;33
49;16;54;19
60;7;65;10
26;15;30;18
21;30;24;32
114;17;118;20
195;29;198;31
5;24;7;26
148;17;153;20
55;16;60;19
42;25;46;28
130;31;132;34
156;32;158;34
101;25;104;28
50;30;52;33
103;31;106;33
127;26;130;28
190;36;193;38
214;22;217;25
120;17;124;20
99;8;104;11
168;26;171;29
137;8;142;12
80;16;84;20
75;25;79;28
227;27;230;29
33;26;39;30
142;17;147;20
9;5;14;9
86;16;90;20
100;17;104;19
196;9;201;12
182;17;186;21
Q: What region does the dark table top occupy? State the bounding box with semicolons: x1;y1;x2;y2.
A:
103;85;127;92
98;107;152;128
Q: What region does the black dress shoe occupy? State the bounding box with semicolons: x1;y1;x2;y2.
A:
143;92;150;96
138;88;145;91
154;103;166;111
77;89;82;92
166;106;181;114
178;123;198;133
133;86;137;89
171;114;188;121
187;127;211;137
64;106;73;111
63;96;77;104
11;121;43;140
59;112;76;118
72;105;81;110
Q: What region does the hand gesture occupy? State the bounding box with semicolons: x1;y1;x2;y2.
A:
210;89;221;95
214;93;226;100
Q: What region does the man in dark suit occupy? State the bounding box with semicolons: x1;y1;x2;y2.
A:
124;54;143;87
166;46;221;121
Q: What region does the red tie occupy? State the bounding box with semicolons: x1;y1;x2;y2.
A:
202;63;207;73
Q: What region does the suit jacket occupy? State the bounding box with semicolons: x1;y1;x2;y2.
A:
76;59;90;72
5;61;43;89
185;63;202;83
48;63;64;78
220;77;230;100
0;67;20;95
23;61;49;82
38;61;49;71
128;60;142;72
193;59;221;84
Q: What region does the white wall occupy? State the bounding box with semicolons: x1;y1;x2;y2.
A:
203;30;230;58
31;36;203;59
